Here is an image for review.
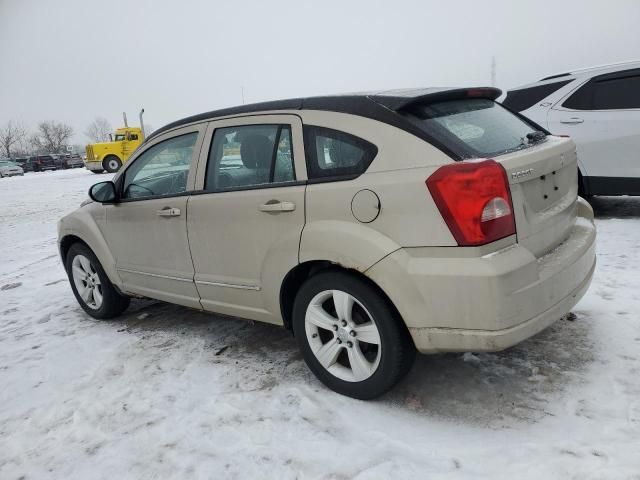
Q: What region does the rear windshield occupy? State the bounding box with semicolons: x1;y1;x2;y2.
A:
404;98;544;159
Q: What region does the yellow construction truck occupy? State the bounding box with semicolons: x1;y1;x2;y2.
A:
85;110;146;173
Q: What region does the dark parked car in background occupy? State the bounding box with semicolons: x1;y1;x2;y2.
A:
29;155;57;172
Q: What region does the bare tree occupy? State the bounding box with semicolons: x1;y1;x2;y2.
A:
0;121;28;158
32;121;74;153
84;117;113;143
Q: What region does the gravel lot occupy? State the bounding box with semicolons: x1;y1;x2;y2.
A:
1;169;639;479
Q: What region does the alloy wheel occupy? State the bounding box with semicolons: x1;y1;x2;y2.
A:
305;289;381;382
71;254;103;310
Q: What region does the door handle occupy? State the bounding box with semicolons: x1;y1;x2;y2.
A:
259;200;296;212
157;207;181;217
560;117;584;124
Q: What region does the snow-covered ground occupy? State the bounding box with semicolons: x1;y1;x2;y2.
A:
1;169;638;479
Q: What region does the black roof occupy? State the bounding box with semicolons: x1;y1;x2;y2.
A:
147;87;502;145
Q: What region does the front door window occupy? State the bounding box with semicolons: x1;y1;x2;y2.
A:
123;132;197;199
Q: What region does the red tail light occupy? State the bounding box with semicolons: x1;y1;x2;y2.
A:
426;159;516;246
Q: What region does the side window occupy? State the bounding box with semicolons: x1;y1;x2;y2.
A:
303;126;377;180
564;71;640;110
205;124;295;191
502;80;572;112
122;132;197;199
591;76;640;109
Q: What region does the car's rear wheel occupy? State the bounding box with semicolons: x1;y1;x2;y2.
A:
65;243;130;319
91;169;104;174
292;271;415;399
103;156;122;173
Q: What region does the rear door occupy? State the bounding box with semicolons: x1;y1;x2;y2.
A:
187;115;307;324
548;69;640;186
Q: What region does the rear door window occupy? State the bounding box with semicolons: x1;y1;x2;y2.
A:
205;124;295;191
502;80;572;112
303;126;377;180
563;71;640;110
404;98;542;159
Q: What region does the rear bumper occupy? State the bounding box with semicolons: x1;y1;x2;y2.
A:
408;258;594;352
366;197;597;353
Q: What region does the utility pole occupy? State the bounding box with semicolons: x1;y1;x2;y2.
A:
241;86;245;105
490;56;497;87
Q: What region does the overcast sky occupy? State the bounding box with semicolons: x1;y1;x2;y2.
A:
1;0;639;144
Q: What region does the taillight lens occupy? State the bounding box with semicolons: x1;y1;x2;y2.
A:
426;159;516;246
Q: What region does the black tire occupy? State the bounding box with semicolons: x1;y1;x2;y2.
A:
292;270;415;400
91;169;105;174
103;156;122;173
65;243;130;319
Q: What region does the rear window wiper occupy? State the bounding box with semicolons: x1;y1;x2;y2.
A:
526;130;547;144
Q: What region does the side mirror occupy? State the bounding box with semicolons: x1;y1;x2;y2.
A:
89;181;117;203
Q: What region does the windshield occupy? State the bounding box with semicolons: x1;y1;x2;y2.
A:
114;134;126;141
404;98;544;159
0;161;16;167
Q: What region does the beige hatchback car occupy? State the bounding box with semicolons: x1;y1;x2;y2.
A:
58;88;596;399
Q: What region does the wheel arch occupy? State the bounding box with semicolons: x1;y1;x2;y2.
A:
59;234;90;264
279;260;411;345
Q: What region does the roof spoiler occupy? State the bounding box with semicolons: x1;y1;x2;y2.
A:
369;87;502;111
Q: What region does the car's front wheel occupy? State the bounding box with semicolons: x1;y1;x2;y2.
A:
293;271;415;399
65;243;130;319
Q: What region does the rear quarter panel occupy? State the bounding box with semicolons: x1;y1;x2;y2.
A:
297;110;457;271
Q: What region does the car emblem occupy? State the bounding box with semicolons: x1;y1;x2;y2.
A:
511;168;534;180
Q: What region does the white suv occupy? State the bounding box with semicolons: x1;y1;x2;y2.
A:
58;88;596;399
503;61;640;196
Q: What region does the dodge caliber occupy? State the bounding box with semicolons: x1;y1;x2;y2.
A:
58;88;597;399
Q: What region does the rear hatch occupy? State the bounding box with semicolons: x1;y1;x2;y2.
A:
399;92;577;257
495;137;577;257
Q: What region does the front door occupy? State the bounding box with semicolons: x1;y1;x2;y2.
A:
187;115;307;323
105;126;205;309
